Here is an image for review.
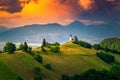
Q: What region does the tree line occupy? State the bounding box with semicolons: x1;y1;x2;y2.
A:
62;63;120;80
73;37;120;54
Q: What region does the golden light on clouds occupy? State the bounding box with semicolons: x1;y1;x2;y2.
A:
0;0;119;27
79;0;94;10
20;0;73;25
0;0;74;27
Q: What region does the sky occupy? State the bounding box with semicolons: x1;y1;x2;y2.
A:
0;0;120;28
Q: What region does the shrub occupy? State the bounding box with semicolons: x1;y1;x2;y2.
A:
0;50;3;53
34;75;42;80
93;44;101;50
33;67;41;74
44;64;52;70
28;47;32;53
79;41;92;48
61;64;120;80
18;43;24;50
96;52;115;63
34;55;43;63
16;76;23;80
62;74;69;80
51;46;60;53
4;42;16;54
41;46;46;52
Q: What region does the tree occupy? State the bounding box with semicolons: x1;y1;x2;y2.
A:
93;44;101;50
0;50;3;53
42;38;46;47
34;75;42;80
96;52;115;63
18;43;24;50
23;42;28;52
51;46;60;53
100;38;120;53
44;64;52;70
16;76;23;80
33;67;41;74
41;46;46;52
62;74;69;80
74;36;79;44
4;42;16;54
28;47;32;53
79;41;92;48
52;42;60;46
34;55;43;63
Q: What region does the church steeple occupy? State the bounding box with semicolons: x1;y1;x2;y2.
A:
69;34;73;42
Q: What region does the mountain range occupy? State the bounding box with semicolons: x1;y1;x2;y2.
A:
0;21;120;44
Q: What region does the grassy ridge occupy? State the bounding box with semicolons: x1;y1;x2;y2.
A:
0;60;18;80
0;51;56;80
0;43;119;80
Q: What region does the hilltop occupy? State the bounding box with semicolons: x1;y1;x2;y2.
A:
1;42;119;80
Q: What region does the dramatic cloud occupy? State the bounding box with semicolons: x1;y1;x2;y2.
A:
80;0;120;23
78;0;94;10
0;0;39;13
0;0;120;27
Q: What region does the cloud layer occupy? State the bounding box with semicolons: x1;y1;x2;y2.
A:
0;0;120;27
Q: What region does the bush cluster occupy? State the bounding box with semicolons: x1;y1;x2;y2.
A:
96;52;115;63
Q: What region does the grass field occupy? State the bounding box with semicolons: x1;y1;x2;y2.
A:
0;42;119;80
0;60;18;80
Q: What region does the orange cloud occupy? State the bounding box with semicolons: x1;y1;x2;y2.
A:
78;0;94;10
0;0;75;27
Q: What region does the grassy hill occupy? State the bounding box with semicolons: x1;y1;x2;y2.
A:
0;60;18;80
0;42;120;80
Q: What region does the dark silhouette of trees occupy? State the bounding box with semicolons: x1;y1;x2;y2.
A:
74;36;79;44
100;38;120;54
16;76;23;80
33;67;42;80
93;44;101;50
18;43;24;50
79;41;92;48
33;67;41;74
42;38;46;47
61;64;120;80
34;55;43;63
23;42;28;52
44;64;52;70
51;46;60;53
96;52;115;63
28;47;32;53
62;74;69;80
72;36;92;49
4;42;16;54
34;76;42;80
41;38;47;52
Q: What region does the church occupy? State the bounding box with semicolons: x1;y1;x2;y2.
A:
69;34;74;42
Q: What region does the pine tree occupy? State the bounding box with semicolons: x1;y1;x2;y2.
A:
42;38;46;47
23;42;28;52
74;36;79;44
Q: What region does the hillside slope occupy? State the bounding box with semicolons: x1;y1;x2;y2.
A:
0;43;119;80
0;60;18;80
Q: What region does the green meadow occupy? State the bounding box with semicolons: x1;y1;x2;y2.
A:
0;42;120;80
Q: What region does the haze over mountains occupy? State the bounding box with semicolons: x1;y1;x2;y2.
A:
0;27;8;32
0;21;120;44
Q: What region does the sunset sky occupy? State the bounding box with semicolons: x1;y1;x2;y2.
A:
0;0;120;28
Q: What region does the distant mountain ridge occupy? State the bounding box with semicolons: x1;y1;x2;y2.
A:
0;21;120;44
0;26;8;32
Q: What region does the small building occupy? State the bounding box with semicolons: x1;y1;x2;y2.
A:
69;34;73;42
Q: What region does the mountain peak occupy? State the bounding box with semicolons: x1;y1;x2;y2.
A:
68;21;85;27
